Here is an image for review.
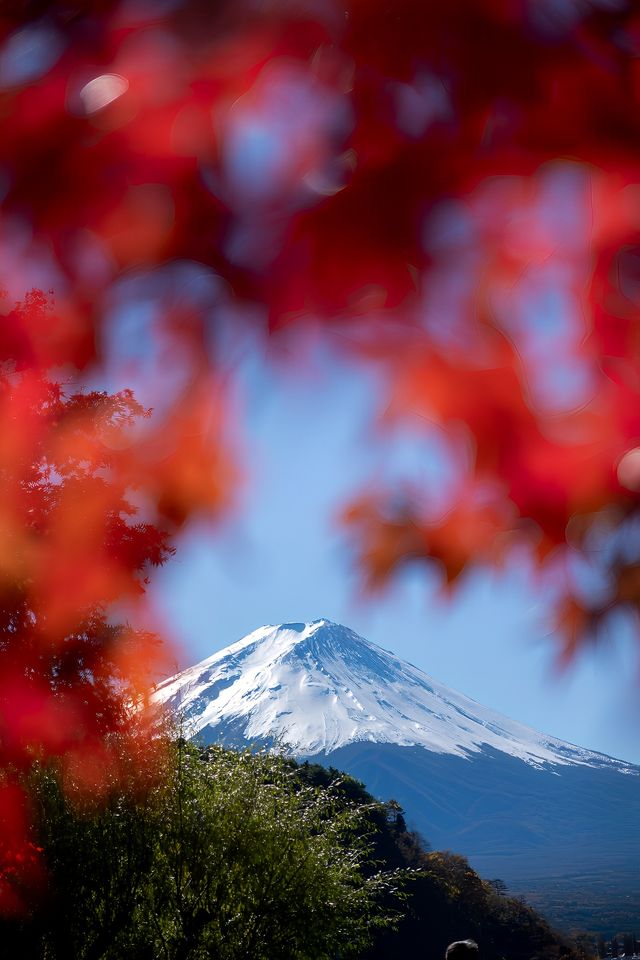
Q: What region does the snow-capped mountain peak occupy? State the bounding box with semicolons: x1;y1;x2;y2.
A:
153;619;634;772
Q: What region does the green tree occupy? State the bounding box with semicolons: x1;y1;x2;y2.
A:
143;742;399;960
9;737;165;959
4;742;401;960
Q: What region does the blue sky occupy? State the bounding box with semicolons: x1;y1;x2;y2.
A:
149;333;640;766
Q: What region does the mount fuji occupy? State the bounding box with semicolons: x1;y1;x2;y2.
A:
153;619;640;892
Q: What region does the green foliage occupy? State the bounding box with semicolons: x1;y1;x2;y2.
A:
24;762;159;959
143;743;399;960
5;742;401;960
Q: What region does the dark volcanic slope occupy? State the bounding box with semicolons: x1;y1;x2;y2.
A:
311;742;640;881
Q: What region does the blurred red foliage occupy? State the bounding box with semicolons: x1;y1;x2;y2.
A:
0;782;43;915
2;0;640;907
0;314;183;907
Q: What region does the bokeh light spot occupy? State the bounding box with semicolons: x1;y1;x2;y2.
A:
79;74;129;115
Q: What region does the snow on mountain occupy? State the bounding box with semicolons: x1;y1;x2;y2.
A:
153;619;635;772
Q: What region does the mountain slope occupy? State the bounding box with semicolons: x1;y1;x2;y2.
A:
154;618;634;772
